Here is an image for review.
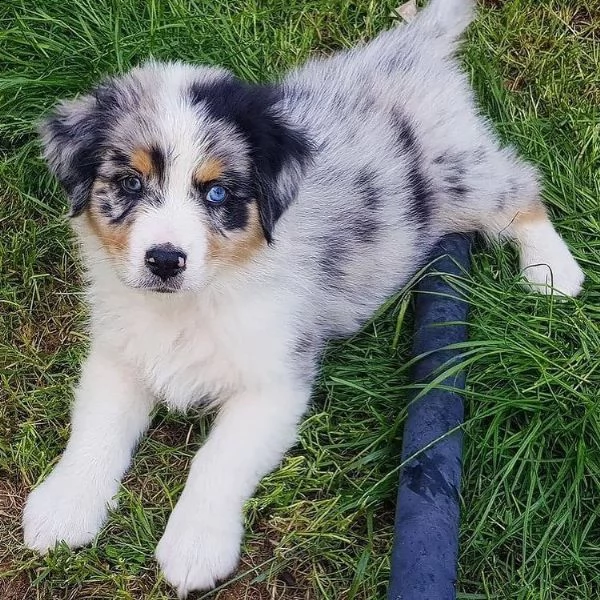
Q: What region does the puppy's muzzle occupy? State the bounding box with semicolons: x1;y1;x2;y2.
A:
145;244;187;280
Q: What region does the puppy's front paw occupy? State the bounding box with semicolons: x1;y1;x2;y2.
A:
155;498;243;597
23;469;112;553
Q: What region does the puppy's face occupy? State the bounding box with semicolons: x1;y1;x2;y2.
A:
41;62;311;292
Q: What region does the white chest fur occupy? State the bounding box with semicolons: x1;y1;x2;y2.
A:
88;282;295;411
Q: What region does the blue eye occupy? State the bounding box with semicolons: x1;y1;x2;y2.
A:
206;185;228;204
120;176;142;194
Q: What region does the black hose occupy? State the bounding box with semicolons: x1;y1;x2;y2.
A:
388;233;473;600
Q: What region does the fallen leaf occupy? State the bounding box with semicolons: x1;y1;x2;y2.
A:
391;0;418;24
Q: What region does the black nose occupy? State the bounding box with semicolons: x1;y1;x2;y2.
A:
145;244;187;280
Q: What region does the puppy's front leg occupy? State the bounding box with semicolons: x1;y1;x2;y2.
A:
23;346;154;553
155;381;310;596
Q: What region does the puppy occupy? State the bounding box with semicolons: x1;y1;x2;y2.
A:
23;0;584;595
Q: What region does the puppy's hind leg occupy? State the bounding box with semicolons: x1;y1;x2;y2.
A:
438;147;584;296
476;168;584;297
503;204;584;297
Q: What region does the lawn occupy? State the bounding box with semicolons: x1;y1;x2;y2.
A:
1;0;599;598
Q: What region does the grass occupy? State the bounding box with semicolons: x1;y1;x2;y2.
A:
0;0;599;598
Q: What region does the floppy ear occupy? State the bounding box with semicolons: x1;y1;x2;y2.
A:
39;93;103;216
250;110;313;244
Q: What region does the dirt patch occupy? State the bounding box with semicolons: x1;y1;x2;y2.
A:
216;581;271;600
478;0;506;9
479;0;507;9
570;6;592;29
0;572;31;600
214;522;313;600
0;476;26;546
504;67;526;93
0;478;32;600
147;418;197;448
213;534;275;600
569;6;599;40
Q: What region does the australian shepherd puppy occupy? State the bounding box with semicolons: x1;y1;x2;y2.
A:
23;0;584;595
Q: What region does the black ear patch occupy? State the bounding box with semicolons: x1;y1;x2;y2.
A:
189;77;313;243
39;79;124;216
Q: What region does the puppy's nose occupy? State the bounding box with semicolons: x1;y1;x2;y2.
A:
145;244;187;280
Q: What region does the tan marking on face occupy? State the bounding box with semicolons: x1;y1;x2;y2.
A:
85;182;132;259
194;157;224;185
207;202;266;267
131;148;153;177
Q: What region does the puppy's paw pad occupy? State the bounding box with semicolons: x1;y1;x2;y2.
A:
155;503;242;597
23;473;110;553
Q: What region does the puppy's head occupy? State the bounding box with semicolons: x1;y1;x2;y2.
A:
40;62;311;292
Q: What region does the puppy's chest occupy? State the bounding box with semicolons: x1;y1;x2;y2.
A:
141;323;233;410
103;300;278;410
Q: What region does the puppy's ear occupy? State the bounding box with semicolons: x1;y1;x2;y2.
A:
190;78;313;243
39;93;103;216
250;109;312;244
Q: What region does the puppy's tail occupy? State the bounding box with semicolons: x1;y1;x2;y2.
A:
412;0;475;46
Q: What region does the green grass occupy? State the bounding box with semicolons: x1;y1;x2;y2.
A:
1;0;599;598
